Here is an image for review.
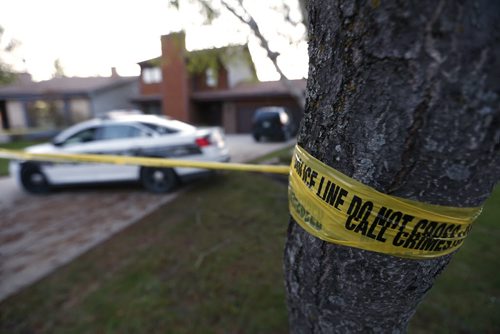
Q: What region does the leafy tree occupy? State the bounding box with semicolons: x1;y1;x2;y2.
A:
52;58;65;78
0;26;16;84
284;0;500;332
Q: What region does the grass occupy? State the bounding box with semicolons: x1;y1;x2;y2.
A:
409;185;500;333
0;172;290;334
0;140;41;176
250;145;295;165
0;144;498;333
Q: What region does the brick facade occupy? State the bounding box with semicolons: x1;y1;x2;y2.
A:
135;32;305;133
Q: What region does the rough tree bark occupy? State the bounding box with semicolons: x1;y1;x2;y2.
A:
284;1;500;333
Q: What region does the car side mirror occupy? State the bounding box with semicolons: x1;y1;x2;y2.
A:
52;138;64;147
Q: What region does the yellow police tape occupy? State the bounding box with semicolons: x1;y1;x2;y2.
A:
289;145;482;259
0;148;290;175
0;145;483;259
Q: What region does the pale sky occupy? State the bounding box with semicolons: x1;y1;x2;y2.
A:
0;0;308;82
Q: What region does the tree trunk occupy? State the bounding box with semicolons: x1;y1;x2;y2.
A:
284;1;500;333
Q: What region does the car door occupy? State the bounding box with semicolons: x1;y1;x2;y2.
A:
41;126;104;184
44;124;151;184
86;124;153;181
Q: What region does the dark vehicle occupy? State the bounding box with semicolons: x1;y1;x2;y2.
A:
252;107;295;142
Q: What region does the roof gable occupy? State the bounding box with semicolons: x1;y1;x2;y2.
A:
0;75;138;97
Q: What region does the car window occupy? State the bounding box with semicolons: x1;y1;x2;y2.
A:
140;122;179;135
62;128;97;146
98;125;149;140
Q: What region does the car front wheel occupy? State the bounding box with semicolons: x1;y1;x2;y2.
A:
140;167;178;193
20;164;51;194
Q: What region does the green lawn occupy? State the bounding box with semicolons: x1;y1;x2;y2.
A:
0;172;291;334
0;140;41;176
0;150;498;333
409;185;500;333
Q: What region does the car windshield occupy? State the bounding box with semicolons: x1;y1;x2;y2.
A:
255;107;286;119
160;119;196;132
61;127;97;146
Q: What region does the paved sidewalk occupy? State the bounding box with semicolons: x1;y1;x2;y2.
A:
0;135;294;301
0;189;176;301
224;134;295;163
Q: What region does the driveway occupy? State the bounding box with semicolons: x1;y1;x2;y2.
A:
224;134;295;163
0;135;294;301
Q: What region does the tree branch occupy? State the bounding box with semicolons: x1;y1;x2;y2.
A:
220;0;306;107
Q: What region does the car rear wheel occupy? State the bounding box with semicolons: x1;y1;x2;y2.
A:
140;167;178;193
20;164;51;194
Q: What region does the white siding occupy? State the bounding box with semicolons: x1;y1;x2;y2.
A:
93;80;139;117
7;101;26;128
69;99;92;123
227;57;255;88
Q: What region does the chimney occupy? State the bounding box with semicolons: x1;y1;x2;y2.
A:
161;32;190;122
111;67;119;77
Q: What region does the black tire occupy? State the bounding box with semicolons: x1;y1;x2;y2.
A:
140;167;178;193
253;133;261;142
20;164;51;194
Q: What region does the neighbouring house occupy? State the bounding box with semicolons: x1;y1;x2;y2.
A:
0;32;306;135
0;70;138;131
133;32;306;133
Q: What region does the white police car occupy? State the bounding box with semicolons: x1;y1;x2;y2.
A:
9;112;230;193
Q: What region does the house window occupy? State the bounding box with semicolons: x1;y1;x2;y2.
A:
27;100;66;128
142;67;162;84
205;68;218;87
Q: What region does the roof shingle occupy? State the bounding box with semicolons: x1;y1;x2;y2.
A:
0;75;137;97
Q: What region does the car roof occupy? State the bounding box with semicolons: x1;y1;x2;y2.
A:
54;114;196;141
254;106;287;117
102;114;196;131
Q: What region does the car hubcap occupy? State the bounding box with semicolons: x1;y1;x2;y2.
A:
153;170;164;182
30;173;44;184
